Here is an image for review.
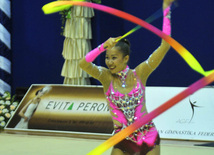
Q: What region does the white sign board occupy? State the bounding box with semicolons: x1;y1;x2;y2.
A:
146;86;214;141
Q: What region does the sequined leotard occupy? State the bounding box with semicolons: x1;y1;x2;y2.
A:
106;70;159;148
79;56;165;154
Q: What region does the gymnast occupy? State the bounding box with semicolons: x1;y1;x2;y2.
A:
79;0;174;154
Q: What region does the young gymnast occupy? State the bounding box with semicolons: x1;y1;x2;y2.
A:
79;0;174;154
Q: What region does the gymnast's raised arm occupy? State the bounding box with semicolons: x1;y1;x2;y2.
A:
135;0;174;85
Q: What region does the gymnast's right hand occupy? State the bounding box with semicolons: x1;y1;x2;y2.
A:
103;36;121;50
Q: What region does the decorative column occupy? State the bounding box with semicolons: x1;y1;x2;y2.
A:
61;2;94;85
0;0;11;95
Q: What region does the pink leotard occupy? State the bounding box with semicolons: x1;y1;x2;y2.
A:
106;70;158;146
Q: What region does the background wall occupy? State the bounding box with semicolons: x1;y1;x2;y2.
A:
11;0;214;93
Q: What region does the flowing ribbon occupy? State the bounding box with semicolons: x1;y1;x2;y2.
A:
117;3;177;42
88;71;214;155
42;1;214;154
42;1;214;76
43;1;169;42
117;8;161;41
42;0;85;14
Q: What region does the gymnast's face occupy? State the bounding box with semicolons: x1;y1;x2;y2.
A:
105;46;129;74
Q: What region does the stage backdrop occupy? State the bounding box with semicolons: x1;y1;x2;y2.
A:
5;85;214;141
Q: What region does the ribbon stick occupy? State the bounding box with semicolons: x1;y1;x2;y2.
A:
117;25;141;42
42;1;214;76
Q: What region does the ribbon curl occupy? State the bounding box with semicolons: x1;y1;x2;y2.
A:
42;1;214;154
42;1;214;76
42;0;85;14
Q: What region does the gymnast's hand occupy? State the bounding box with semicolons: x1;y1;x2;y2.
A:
103;36;121;50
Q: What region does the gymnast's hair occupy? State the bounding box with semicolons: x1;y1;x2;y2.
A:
115;38;131;57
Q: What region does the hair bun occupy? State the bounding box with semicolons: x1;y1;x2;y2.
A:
115;38;131;57
123;38;130;46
